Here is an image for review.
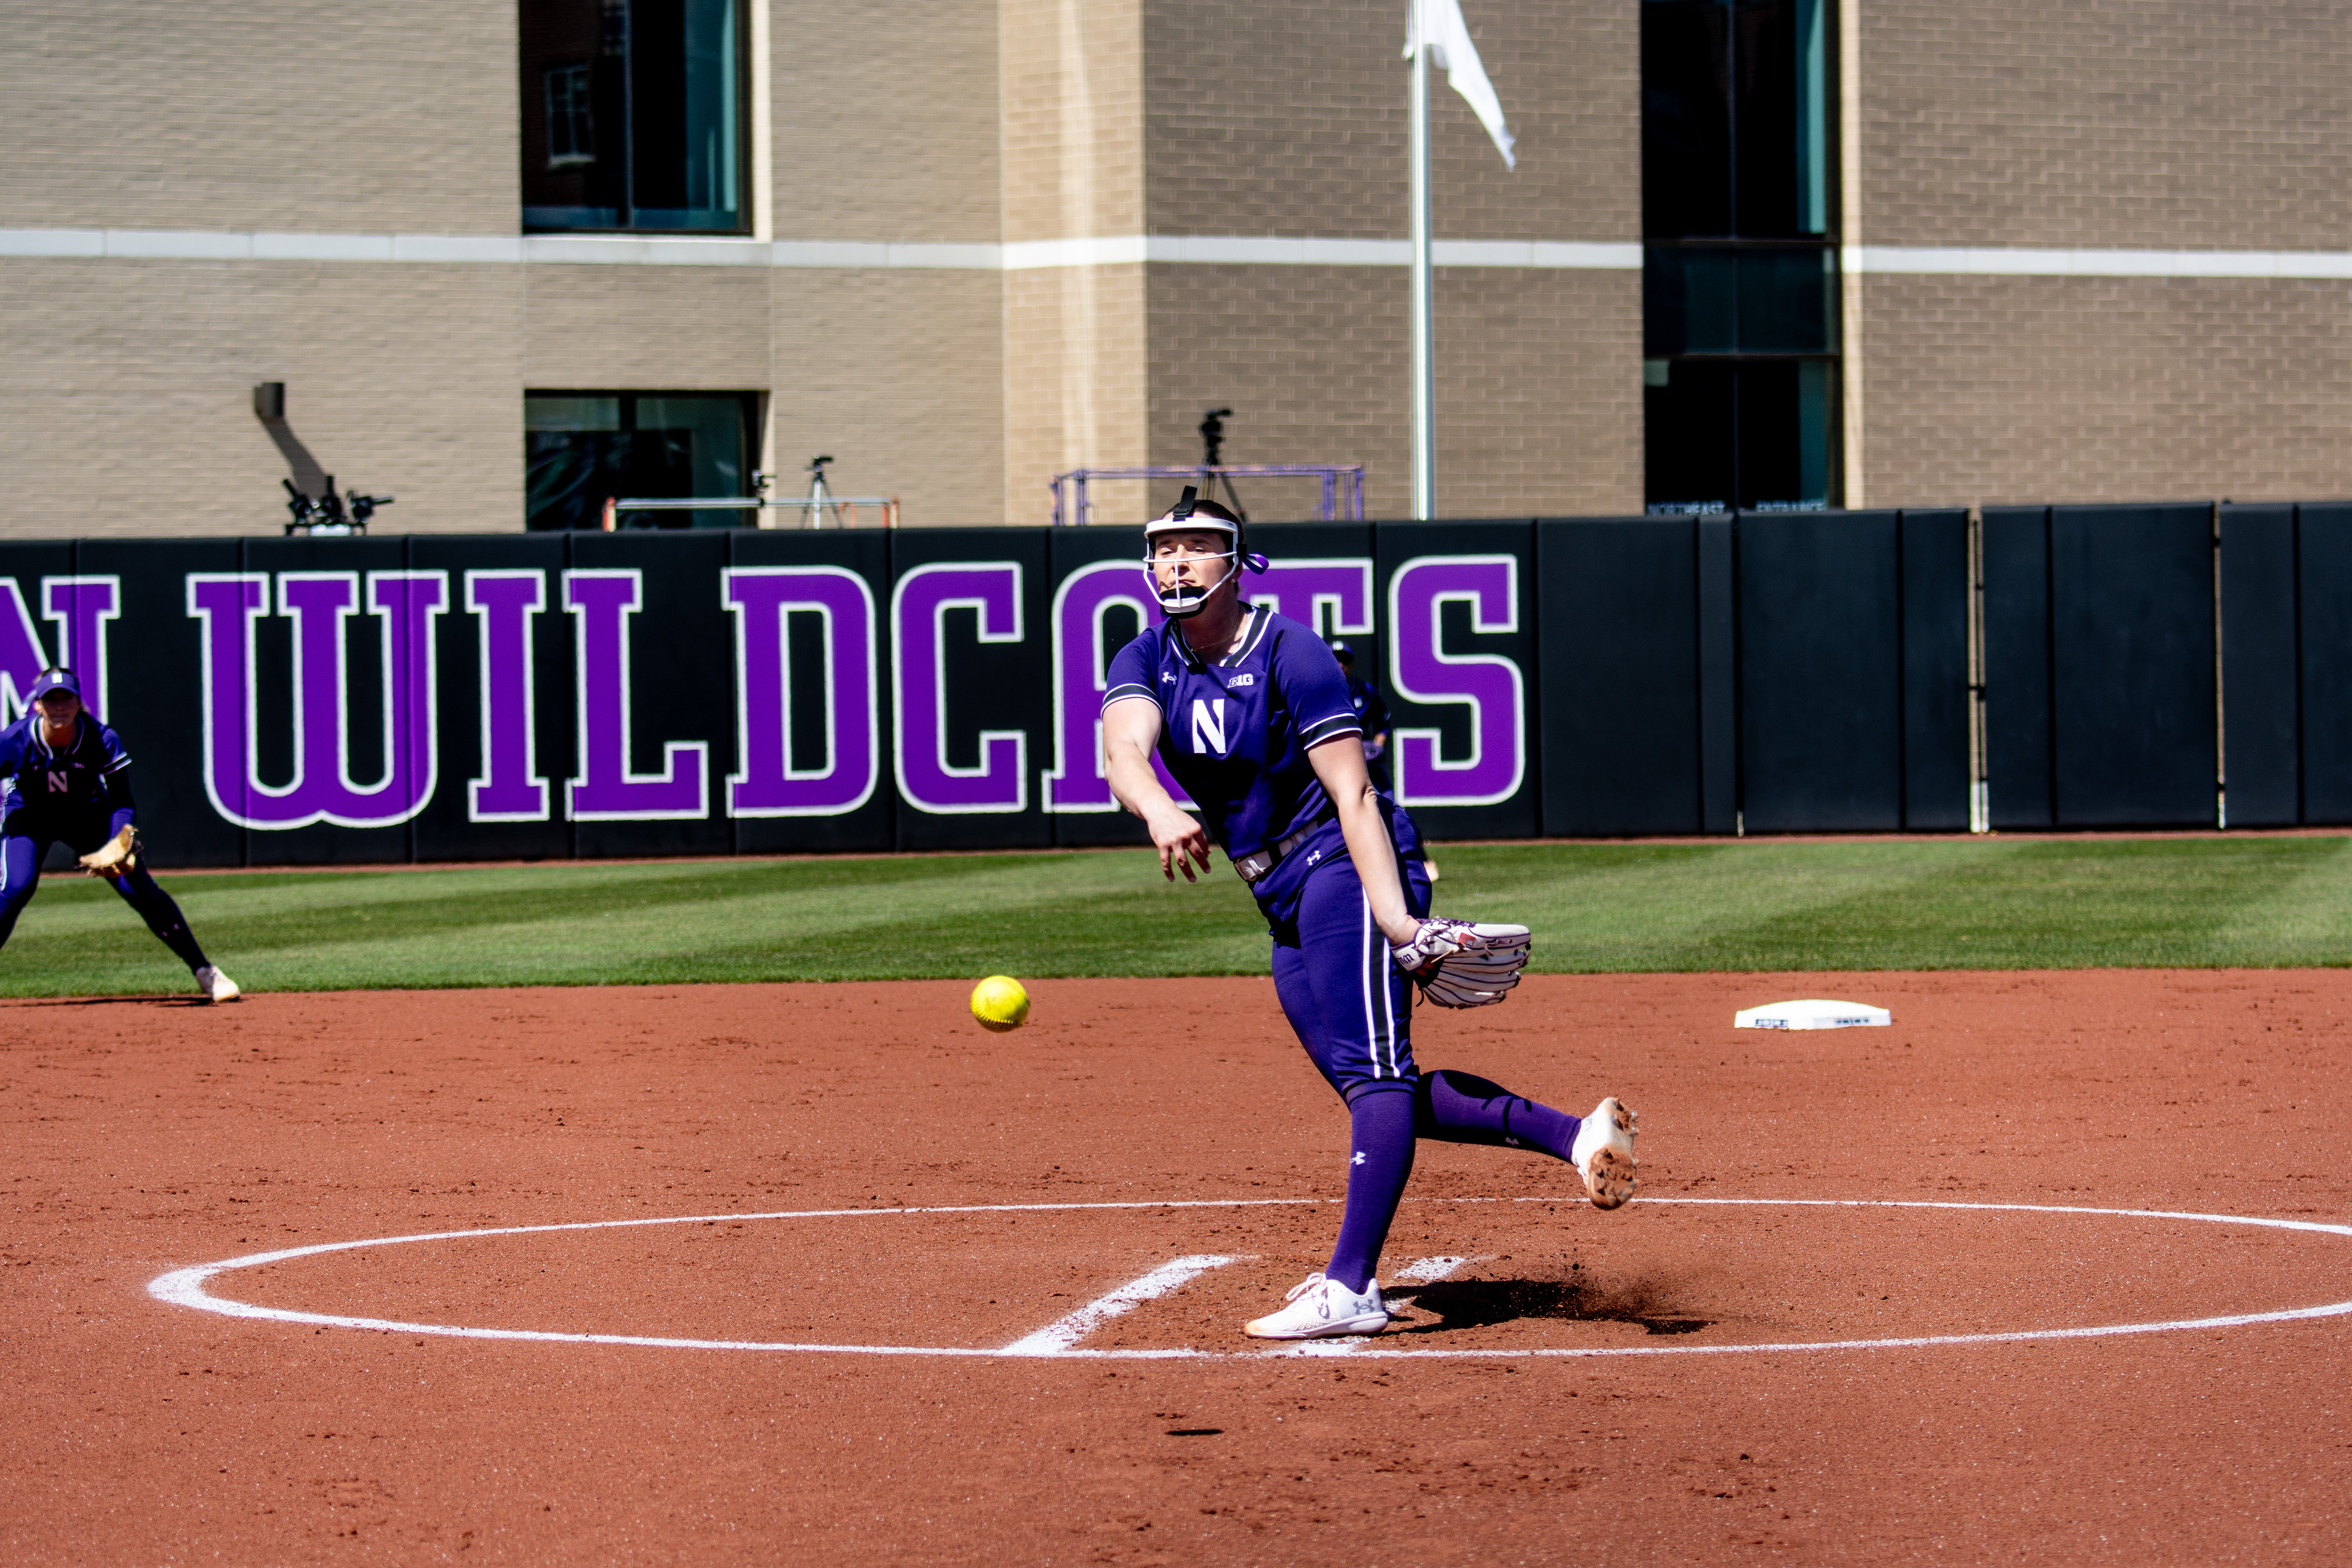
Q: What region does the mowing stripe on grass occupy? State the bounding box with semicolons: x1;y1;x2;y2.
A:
1;837;2347;996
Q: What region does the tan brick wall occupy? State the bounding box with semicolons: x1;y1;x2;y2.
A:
0;2;516;234
770;0;1002;243
997;0;1148;519
523;267;777;389
20;0;2352;537
1142;0;1639;242
1860;274;2352;506
999;0;1145;243
1145;264;1643;519
0;260;522;536
1128;0;1645;521
768;269;1005;526
1001;263;1149;524
1858;0;2352;250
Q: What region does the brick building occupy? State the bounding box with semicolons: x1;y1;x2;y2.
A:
0;0;2344;536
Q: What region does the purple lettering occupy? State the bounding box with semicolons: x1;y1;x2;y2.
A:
892;562;1027;814
1045;561;1191;811
0;581;50;720
187;570;448;829
563;570;708;821
1386;555;1525;807
465;570;550;822
724;566;879;817
40;576;119;720
1246;559;1374;640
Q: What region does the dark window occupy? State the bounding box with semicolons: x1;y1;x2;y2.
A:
545;64;595;166
520;0;748;234
1642;360;1833;514
525;392;761;530
1642;0;1836;510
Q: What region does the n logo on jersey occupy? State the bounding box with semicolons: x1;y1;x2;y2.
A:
1190;697;1229;756
46;770;65;793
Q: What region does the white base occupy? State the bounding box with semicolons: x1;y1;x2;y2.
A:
1734;998;1890;1030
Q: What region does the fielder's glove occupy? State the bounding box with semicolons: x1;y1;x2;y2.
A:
1390;918;1532;1008
78;825;139;879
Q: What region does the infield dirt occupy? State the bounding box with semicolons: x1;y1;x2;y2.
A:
4;970;2350;1563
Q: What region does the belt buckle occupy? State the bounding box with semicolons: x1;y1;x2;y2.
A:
1233;850;1272;884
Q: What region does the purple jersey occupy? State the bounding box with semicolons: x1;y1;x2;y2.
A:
0;711;134;835
1102;603;1362;862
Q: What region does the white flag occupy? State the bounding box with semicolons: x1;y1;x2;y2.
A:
1404;0;1517;169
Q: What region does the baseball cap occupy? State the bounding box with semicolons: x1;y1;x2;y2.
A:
1328;639;1356;661
31;668;78;700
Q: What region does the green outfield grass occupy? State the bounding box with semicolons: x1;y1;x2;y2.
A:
4;835;2351;998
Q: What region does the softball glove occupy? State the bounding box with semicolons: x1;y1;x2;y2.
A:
78;826;139;879
1390;918;1531;1008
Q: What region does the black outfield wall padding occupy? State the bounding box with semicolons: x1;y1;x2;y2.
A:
2219;505;2300;828
1373;518;1540;841
2298;504;2352;825
886;528;1055;853
1980;506;2054;830
1697;513;1739;835
567;529;738;860
2048;503;2216;828
1899;510;1973;830
410;533;575;863
0;503;2339;864
1535;517;1701;836
1735;511;1904;833
726;526;898;856
73;537;246;869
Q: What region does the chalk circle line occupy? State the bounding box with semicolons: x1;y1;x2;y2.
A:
146;1196;2352;1362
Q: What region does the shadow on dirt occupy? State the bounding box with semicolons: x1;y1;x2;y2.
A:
1387;1278;1712;1337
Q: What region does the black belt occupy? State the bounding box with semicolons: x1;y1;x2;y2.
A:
1231;811;1334;885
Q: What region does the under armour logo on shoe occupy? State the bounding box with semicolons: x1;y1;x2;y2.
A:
1352;1151;1366;1165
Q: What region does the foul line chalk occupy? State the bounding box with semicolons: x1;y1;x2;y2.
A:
1002;1255;1243;1355
146;1196;2352;1361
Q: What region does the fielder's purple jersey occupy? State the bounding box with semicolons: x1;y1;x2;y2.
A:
0;711;134;835
1102;603;1362;862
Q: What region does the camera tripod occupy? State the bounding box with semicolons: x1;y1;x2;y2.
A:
1192;408;1251;523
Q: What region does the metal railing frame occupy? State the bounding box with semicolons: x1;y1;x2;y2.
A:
600;496;901;530
1049;465;1367;528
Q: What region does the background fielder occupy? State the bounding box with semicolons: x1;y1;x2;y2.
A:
0;669;239;1002
1102;494;1635;1341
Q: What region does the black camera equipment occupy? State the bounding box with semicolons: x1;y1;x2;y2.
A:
281;475;394;536
1192;408;1250;523
1199;408;1232;467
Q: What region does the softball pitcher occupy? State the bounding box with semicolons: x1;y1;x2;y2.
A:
1101;492;1634;1340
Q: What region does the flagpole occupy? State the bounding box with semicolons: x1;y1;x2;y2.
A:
1408;0;1436;522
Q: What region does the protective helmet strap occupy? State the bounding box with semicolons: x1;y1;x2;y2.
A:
1147;484;1240;618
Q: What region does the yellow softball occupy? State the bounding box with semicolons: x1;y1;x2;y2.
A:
969;975;1031;1032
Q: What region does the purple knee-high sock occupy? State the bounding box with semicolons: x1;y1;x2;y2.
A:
1414;1069;1581;1161
1325;1084;1417;1294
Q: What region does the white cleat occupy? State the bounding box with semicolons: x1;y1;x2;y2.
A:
1243;1274;1390;1340
195;965;241;1004
1572;1096;1637;1210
